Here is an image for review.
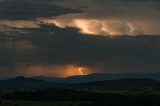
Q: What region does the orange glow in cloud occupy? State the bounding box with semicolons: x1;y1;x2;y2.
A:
78;67;84;75
64;65;88;76
18;65;89;77
73;19;99;35
42;17;143;36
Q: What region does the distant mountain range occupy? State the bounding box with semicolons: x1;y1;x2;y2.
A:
72;78;160;91
0;76;66;91
34;73;160;83
1;73;160;92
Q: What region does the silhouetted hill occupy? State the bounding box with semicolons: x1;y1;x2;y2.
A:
1;76;160;92
0;76;67;91
72;78;160;91
34;76;63;82
34;73;160;83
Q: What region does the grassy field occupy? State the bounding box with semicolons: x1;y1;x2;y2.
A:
0;101;85;106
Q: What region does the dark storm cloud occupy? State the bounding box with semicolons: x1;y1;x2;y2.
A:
0;0;160;77
0;0;81;20
0;0;160;35
49;0;160;35
56;0;160;19
0;24;160;74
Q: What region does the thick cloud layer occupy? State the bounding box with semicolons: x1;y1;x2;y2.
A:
0;0;160;77
49;0;160;35
0;0;81;20
1;0;160;35
0;24;160;77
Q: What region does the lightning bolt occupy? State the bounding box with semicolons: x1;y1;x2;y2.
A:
78;68;84;75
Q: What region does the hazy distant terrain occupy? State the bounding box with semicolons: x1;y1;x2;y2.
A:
1;73;160;91
35;73;160;83
1;74;160;106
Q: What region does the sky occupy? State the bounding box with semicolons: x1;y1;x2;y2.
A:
0;0;160;78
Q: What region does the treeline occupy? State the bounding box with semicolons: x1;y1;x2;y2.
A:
1;88;160;106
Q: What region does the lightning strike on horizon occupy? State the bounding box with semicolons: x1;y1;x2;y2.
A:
78;67;84;75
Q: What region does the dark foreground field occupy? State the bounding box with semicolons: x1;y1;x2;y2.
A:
0;101;90;106
1;78;160;106
1;88;160;106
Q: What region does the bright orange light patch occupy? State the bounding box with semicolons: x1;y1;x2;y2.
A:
42;17;141;36
64;65;88;76
78;67;84;75
18;65;90;77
